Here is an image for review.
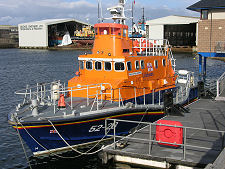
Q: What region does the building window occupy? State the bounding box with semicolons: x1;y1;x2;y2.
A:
104;62;112;71
140;60;145;69
86;61;93;70
115;62;125;71
127;61;132;71
154;60;158;68
162;59;166;67
201;10;208;20
79;60;84;70
135;60;140;70
95;61;102;70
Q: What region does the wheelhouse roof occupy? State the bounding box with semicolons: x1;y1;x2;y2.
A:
187;0;225;12
94;23;128;29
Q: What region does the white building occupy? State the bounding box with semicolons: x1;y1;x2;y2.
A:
18;18;90;48
146;15;199;46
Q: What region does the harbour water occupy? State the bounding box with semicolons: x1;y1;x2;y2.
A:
1;49;225;169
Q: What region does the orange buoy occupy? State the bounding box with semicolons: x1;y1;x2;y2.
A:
75;71;80;76
58;94;66;108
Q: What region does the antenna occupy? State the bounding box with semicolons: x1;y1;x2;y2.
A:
97;0;103;23
98;0;100;23
104;0;127;24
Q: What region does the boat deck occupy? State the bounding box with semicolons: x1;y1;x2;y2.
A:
13;97;121;122
101;98;225;168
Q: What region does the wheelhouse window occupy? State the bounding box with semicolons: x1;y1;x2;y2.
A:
111;28;121;36
104;62;112;71
127;61;132;71
79;60;84;70
95;61;102;70
115;62;125;71
135;60;140;70
99;27;109;35
123;29;127;37
140;60;145;69
95;28;98;35
123;49;129;53
201;10;208;20
154;60;158;69
162;59;166;67
86;61;93;70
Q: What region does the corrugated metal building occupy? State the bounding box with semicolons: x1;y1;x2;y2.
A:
0;25;18;48
146;15;199;46
19;18;91;48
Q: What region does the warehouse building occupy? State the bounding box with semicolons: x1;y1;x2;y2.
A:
146;15;199;46
19;18;91;48
0;25;18;48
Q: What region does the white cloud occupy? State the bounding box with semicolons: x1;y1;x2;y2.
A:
0;0;199;26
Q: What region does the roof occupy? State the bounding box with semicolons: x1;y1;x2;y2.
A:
146;15;199;25
19;18;92;27
94;23;128;29
0;25;18;30
187;0;225;12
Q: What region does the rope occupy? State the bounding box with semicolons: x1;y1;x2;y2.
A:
47;119;113;157
13;115;32;169
12;113;113;159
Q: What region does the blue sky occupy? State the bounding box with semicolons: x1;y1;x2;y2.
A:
0;0;200;25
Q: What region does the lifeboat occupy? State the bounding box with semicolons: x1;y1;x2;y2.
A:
8;0;199;156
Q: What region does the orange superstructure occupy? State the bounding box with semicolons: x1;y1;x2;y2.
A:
68;23;176;103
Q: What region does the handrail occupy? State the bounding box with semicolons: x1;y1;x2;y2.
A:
105;118;225;160
131;38;169;56
217;72;225;98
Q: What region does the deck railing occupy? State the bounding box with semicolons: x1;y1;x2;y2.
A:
131;38;168;56
131;38;176;71
105;118;225;160
215;41;225;53
15;70;193;115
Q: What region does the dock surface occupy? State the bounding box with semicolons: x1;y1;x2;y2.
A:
101;98;225;168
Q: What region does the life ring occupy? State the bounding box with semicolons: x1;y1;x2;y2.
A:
133;39;153;53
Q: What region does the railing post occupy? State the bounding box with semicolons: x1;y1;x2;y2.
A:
40;84;43;103
36;83;39;101
149;124;152;155
30;88;32;100
71;87;73;109
159;90;161;105
222;132;225;150
119;88;121;107
111;88;113;103
105;119;107;137
53;99;56;114
97;91;99;110
152;89;154;105
143;88;145;105
113;119;116;150
217;80;220;98
134;87;137;106
87;86;89;106
183;127;187;160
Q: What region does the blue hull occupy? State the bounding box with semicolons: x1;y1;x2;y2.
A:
12;87;199;154
16;110;164;154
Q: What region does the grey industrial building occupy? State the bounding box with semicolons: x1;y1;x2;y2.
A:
146;15;199;47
